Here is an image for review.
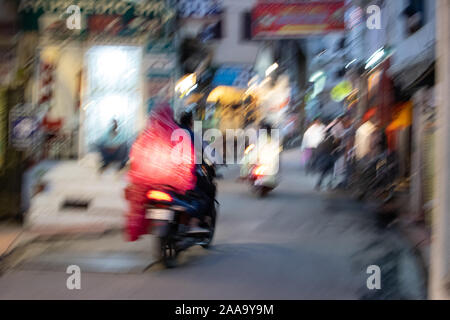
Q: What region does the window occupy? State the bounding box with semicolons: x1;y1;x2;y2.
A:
198;20;222;42
403;0;425;35
242;11;252;41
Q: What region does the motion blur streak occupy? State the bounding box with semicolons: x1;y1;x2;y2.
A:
0;0;447;300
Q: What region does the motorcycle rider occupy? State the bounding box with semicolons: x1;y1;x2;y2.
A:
178;111;215;234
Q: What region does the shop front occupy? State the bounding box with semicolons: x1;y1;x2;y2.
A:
17;0;176;160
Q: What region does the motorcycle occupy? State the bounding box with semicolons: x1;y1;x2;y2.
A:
145;162;218;268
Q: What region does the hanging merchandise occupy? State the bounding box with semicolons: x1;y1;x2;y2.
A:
331;80;353;102
38;62;55;107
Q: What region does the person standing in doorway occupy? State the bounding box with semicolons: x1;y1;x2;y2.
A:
97;119;128;173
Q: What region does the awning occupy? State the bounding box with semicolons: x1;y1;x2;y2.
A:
391;59;434;93
389;35;435;93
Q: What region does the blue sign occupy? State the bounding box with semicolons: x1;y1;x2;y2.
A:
212;65;255;89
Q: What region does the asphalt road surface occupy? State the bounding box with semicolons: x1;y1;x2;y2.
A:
0;150;426;299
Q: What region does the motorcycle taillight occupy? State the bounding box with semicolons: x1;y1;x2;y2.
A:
253;165;268;177
146;190;173;202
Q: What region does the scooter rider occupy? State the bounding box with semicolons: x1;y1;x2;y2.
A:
240;121;280;182
257;121;281;180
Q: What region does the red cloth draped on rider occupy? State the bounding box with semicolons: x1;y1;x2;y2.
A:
124;103;197;241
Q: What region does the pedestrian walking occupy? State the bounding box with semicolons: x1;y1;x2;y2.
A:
315;131;339;191
301;118;326;173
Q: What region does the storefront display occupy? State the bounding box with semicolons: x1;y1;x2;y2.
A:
16;0;178;158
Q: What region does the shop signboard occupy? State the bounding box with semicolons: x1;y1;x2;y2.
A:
19;0;175;39
19;0;173;18
251;1;346;39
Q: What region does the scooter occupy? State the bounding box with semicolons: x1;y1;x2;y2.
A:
241;144;280;198
248;164;278;198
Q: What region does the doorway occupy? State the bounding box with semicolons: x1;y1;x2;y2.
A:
81;45;142;155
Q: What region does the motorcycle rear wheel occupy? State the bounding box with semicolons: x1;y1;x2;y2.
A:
160;237;177;268
258;187;271;198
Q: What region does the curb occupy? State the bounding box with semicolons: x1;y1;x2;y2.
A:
396;223;430;290
0;227;123;273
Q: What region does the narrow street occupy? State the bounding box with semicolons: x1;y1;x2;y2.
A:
0;150;426;300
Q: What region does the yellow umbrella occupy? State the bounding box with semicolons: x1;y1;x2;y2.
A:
207;86;245;105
